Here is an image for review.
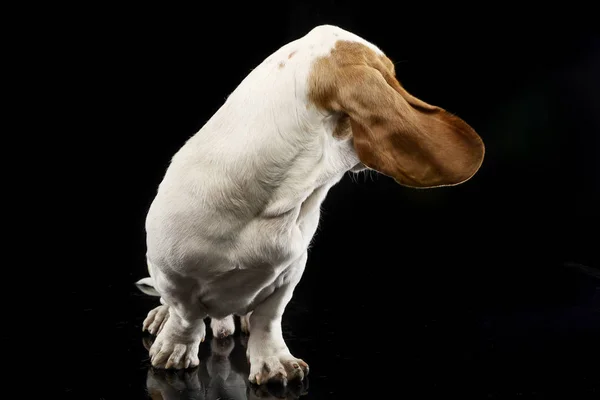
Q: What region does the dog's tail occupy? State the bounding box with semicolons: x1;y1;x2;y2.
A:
135;277;161;297
135;257;162;296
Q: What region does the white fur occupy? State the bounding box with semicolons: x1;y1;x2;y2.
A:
141;25;382;380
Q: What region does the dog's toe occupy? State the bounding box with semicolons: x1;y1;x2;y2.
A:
143;305;170;335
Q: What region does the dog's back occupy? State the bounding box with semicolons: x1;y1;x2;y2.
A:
144;25;369;317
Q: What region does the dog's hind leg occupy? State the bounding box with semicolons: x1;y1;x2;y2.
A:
136;274;172;336
143;304;170;335
136;275;172;336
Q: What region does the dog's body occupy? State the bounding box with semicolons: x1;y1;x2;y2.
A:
140;25;484;385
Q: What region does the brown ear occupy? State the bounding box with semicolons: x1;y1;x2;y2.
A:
334;65;485;188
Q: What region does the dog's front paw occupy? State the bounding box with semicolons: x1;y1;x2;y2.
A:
143;305;170;335
149;335;202;370
249;354;309;386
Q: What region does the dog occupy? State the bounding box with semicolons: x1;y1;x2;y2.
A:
138;24;485;386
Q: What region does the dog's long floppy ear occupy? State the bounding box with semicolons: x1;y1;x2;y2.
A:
310;42;485;188
343;66;484;187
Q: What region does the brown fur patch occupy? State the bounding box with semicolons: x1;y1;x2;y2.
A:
333;114;352;139
307;40;484;188
288;50;297;59
308;41;398;111
278;61;285;69
379;54;396;78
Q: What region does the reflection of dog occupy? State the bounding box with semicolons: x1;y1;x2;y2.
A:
201;336;247;400
140;23;485;385
143;334;308;399
145;368;204;400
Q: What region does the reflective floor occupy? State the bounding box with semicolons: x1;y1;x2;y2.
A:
36;5;599;398
143;334;309;400
53;259;599;399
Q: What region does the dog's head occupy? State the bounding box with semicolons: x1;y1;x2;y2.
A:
306;27;485;188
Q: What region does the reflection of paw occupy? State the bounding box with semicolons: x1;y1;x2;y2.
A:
210;315;235;338
143;305;169;335
249;355;309;386
211;336;235;357
249;376;309;399
147;368;203;399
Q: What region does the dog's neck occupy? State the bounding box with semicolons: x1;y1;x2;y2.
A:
166;33;362;221
168;96;359;223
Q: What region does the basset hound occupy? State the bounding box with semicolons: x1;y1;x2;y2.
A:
137;24;485;386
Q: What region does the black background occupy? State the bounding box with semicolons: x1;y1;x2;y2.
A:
31;2;600;399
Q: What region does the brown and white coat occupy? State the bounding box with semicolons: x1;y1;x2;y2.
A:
138;24;485;385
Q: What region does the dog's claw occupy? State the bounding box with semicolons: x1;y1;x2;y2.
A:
249;355;308;386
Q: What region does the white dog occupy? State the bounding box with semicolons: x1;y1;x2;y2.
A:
138;24;485;386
